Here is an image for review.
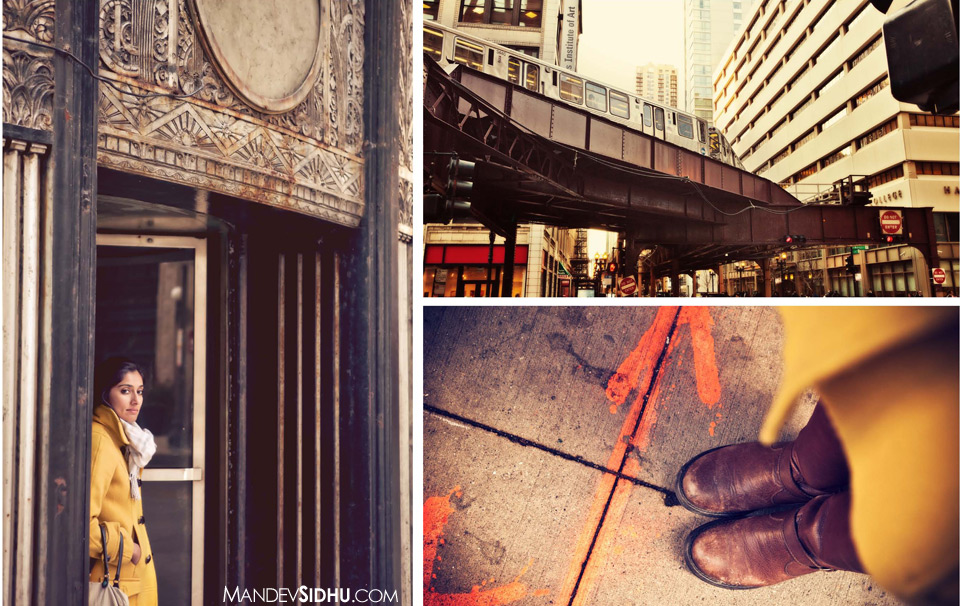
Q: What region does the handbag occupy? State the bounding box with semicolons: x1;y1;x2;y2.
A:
89;523;130;606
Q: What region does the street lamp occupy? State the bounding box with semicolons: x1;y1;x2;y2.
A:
778;252;788;296
734;261;744;296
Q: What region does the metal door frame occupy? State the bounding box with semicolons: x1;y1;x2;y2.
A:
96;234;206;606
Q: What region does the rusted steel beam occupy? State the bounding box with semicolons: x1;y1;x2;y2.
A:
424;59;941;272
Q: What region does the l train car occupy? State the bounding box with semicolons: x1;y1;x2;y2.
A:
424;23;743;169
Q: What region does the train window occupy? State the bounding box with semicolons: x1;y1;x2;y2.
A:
453;38;484;70
559;74;583;104
643;104;653;127
585;83;607;111
609;90;629;119
697;120;706;143
424;27;443;61
654;107;664;131
677;114;694;139
525;64;539;91
507;58;521;84
488;49;495;65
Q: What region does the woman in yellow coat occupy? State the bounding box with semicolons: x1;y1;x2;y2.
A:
90;358;158;606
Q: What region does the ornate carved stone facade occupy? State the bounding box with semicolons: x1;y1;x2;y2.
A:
95;0;365;226
397;0;413;240
2;0;56;131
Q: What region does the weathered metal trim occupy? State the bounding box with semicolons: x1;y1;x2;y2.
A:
1;124;53;146
41;0;99;601
16;144;41;606
1;141;22;606
276;252;286;586
339;7;401;596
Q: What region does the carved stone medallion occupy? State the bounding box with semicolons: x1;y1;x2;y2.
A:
188;0;324;114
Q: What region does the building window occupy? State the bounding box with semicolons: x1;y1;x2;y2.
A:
793;129;816;150
458;0;542;27
585;82;607;112
822;145;851;168
789;95;814;121
849;35;882;70
934;212;960;242
772;147;790;165
521;64;538;91
915;162;960;176
813;34;840;65
796;163;818;181
424;0;440;20
507;57;521;84
609;90;630;119
453;38;485;69
857;117;898;148
909;113;960;128
820;107;848;131
771;118;787;138
818;70;843;96
869;261;916;297
868;164;905;188
845;3;870;32
559;74;584;104
852;77;889;108
424;27;443;61
504;44;539;58
793;61;810;84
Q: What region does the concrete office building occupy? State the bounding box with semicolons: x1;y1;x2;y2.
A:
685;0;755;123
424;0;579;67
635;63;679;108
423;0;583;296
713;0;959;296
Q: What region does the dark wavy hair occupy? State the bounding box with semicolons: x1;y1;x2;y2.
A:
93;357;145;409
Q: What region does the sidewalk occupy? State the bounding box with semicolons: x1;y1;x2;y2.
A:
423;306;903;606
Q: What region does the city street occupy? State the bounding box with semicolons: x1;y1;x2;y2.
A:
424;306;903;605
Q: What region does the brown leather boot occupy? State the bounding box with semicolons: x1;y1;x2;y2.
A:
675;441;826;517
683;493;863;589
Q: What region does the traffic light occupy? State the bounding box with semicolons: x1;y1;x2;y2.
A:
844;255;856;274
782;234;807;245
883;234;906;244
423;193;472;224
607;261;618;274
445;156;475;200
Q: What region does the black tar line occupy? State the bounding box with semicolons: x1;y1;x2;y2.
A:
423;404;677;500
566;308;682;606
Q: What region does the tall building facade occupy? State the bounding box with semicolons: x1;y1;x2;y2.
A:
685;0;754;122
635;63;679;108
713;0;959;296
424;0;580;66
422;0;583;296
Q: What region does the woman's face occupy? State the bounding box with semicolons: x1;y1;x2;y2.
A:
105;371;144;424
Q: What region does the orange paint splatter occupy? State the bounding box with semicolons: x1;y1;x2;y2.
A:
557;308;679;604
677;307;721;408
605;307;679;413
708;421;717;436
424;488;549;606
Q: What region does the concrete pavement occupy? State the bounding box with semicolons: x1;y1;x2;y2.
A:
423;306;903;606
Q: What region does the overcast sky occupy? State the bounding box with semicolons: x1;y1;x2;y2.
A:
577;0;685;98
578;1;685;256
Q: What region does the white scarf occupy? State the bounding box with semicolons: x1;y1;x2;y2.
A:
118;418;156;500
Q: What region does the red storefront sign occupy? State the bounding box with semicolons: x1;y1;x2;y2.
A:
425;244;530;265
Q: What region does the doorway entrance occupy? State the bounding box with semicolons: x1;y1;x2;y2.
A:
95;235;207;606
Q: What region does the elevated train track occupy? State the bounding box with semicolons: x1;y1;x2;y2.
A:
424;58;940;293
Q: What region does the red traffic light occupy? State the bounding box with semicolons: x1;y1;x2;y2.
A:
785;236;793;243
607;262;618;273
